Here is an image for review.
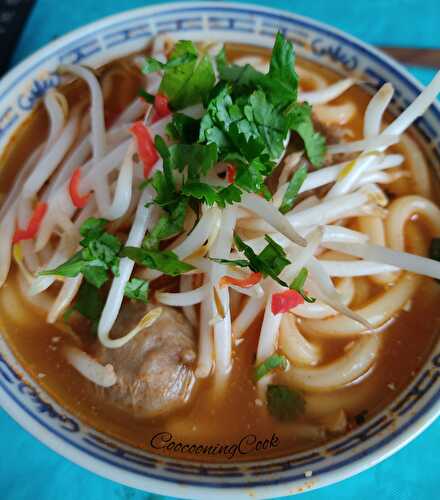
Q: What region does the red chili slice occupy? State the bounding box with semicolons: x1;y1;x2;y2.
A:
226;164;236;184
12;202;48;244
130;121;159;178
271;289;304;315
220;272;262;288
69;168;91;208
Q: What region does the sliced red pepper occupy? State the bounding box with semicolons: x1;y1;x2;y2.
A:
226;164;236;184
130;121;159;178
271;289;304;315
69;168;91;208
220;272;262;288
13;202;48;244
152;93;171;123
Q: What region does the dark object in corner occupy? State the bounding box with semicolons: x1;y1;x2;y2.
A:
0;0;35;76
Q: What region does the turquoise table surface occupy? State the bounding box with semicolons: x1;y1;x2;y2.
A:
2;1;440;499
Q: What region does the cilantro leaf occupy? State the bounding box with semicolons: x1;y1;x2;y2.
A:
216;184;243;206
286;102;326;167
138;89;155;103
181;181;220;206
159;40;215;109
259;32;298;107
216;47;263;90
209;257;250;268
124;278;150;303
279;163;308;214
40;251;84;278
255;354;288;381
266;384;305;421
122;246;194;276
143;197;188;250
234;234;290;287
40;217;122;288
142;51;197;74
71;281;105;334
289;267;316;303
166;113;200;143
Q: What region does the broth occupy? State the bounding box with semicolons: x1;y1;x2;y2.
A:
0;43;439;462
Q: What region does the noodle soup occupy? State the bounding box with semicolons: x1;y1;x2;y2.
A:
1;36;440;462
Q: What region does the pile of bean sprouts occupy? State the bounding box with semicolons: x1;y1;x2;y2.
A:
1;36;440;397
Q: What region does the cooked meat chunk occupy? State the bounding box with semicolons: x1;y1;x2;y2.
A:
94;302;197;418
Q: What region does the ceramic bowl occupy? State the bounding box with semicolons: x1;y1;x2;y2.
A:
0;2;439;498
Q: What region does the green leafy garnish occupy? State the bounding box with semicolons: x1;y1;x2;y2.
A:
156;40;215;109
286;102;326;167
216;47;263;90
259;32;299;107
142;50;197;74
166;113;201;143
255;354;288;381
143;197;189;250
71;281;105;334
121;247;194;276
279;164;308;214
233;235;290;287
138;89;155;103
290;267;316;303
40;217;122;288
124;278;150;303
266;384;305;421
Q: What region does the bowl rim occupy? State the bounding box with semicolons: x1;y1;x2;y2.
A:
0;2;439;498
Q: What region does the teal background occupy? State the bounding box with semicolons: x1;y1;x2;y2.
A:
2;0;440;499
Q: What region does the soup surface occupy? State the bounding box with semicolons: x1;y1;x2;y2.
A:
0;41;439;462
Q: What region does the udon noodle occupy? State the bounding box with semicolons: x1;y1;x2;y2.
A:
0;34;439;460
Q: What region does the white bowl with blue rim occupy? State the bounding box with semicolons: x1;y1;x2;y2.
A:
0;2;439;498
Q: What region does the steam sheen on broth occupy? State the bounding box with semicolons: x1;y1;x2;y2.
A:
0;37;440;461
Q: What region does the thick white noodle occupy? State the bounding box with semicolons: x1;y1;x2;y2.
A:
301;273;421;337
279;313;321;366
282;335;380;391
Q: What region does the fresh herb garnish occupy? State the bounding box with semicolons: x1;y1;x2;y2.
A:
124;278;150;303
286;102;326;167
143;197;189;250
138;89;155;103
255;354;288;381
289;267;316;303
70;281;105;334
213;235;291;287
121;247;194;276
147;40;215;110
40;217;122;288
142;49;197;74
266;384;305;421
279;163;308;214
166;113;201;143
